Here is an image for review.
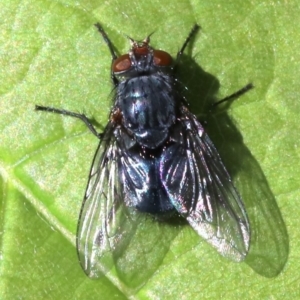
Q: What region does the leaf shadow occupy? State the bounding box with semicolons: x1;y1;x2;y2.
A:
177;52;289;278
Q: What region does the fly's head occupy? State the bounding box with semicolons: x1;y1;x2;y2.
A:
112;35;173;78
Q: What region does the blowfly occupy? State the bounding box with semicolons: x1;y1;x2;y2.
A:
36;23;251;277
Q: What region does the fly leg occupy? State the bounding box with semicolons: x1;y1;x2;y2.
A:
174;24;200;71
35;105;103;139
94;23;119;87
175;24;253;107
213;83;254;107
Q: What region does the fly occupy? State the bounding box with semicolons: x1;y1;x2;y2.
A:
36;23;252;277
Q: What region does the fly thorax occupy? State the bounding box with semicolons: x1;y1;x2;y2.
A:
117;74;177;148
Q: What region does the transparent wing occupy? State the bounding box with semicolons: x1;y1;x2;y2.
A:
76;124;180;282
160;108;250;261
76;125;136;278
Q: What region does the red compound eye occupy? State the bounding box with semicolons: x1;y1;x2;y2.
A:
153;50;172;66
112;54;131;72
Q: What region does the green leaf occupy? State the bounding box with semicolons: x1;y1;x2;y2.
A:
0;0;298;299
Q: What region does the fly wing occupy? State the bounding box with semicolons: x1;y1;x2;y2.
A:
76;124;137;278
160;108;250;261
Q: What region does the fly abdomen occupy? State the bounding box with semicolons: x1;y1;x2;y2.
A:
119;141;174;214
